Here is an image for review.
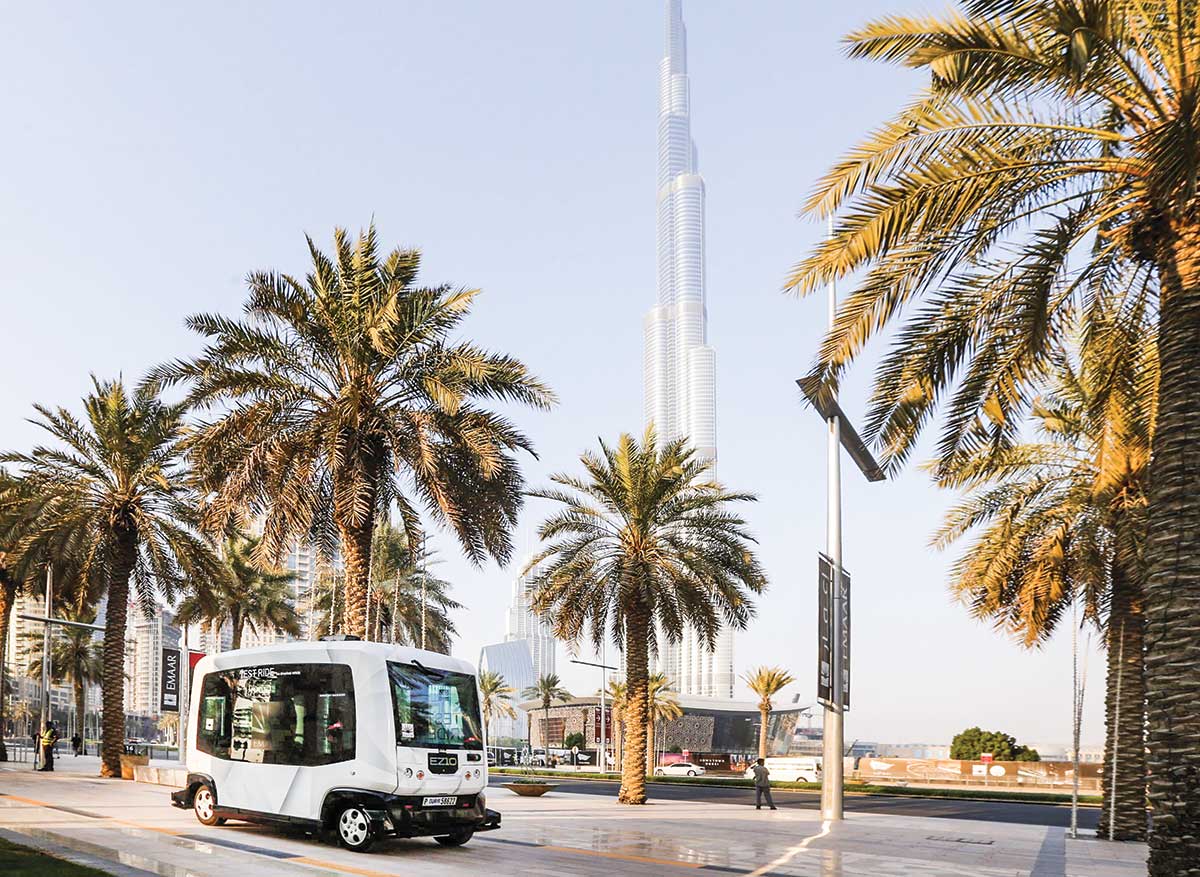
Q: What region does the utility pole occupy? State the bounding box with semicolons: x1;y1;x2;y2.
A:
420;532;427;651
797;221;886;822
822;218;845;821
38;566;52;770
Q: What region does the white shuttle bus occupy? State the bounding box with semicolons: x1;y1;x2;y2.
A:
171;638;500;852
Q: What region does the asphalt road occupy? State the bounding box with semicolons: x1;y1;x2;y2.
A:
489;776;1100;829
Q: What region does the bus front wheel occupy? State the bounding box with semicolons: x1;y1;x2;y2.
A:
193;784;226;827
435;829;474;847
337;806;376;853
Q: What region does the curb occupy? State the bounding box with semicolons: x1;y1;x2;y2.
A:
488;771;1104;809
0;821;346;877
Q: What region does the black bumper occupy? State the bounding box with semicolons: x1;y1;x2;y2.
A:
376;793;501;838
171;787;190;809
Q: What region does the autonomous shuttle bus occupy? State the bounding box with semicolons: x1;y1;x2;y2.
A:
171;638;500;852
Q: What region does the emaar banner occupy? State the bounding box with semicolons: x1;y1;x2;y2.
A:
160;647;180;713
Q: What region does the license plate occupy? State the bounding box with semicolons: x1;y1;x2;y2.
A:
422;796;457;807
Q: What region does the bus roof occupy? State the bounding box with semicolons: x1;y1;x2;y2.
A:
192;640;477;677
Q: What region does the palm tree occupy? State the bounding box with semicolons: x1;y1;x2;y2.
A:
645;672;682;773
146;225;554;639
744;667;795;759
478;671;516;745
21;605;103;741
521;674;571;754
784;5;1200;861
174;533;301;651
0;379;225;777
602;679;627;772
525;428;766;804
309;530;460;652
932;331;1155;841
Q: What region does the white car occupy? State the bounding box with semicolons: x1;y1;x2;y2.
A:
654;761;706;777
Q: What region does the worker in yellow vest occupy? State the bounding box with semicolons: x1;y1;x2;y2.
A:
38;722;60;772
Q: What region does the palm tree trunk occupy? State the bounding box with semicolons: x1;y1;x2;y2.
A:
0;577;15;762
1098;569;1146;841
646;718;656;774
1145;223;1200;871
230;609;243;651
614;716;622;772
759;705;769;758
100;530;137;778
74;677;86;745
620;609;649;805
337;517;375;639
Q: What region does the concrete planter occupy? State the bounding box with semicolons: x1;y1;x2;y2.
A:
502;781;558;797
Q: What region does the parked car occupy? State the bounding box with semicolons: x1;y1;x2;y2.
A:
654;761;705;777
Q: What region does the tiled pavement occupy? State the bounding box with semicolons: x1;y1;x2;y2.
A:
0;760;1147;876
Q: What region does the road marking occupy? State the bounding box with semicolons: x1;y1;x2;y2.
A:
290;856;398;876
539;843;706;868
743;819;831;877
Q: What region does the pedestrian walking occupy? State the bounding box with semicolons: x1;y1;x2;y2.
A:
752;757;777;810
38;722;60;772
71;733;82;757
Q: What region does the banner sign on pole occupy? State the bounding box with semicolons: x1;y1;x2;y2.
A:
841;568;851;712
160;647;180;713
817;553;852;711
817;554;834;706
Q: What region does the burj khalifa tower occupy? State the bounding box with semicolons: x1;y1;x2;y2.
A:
643;0;732;699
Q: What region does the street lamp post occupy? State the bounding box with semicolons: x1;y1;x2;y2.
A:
571;657;619;772
797;305;885;822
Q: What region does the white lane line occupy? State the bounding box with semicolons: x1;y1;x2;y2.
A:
744;819;832;877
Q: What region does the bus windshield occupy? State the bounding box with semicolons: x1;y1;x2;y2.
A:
387;661;484;750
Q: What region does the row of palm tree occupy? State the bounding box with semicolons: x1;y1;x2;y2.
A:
786;2;1195;865
0;225;554;778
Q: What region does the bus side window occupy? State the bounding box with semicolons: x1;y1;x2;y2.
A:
197;674;231;759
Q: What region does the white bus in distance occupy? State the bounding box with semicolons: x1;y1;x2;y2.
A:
170;638;500;852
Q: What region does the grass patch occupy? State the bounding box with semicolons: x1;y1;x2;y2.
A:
0;836;113;877
489;768;1102;806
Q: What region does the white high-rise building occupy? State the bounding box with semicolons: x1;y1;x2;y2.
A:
643;0;733;699
504;566;556;681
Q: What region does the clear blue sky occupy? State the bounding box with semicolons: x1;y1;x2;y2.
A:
0;1;1103;747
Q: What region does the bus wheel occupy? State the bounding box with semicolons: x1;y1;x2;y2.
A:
435;829;474;847
193;784;226;826
337;806;376;852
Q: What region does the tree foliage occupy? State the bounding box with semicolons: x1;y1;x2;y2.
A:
146;224;553;637
950;726;1040;762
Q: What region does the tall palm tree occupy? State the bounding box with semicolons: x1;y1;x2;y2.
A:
602;679;627;772
933;329;1155;841
309;531;460;652
521;674;571;754
174;533;301;650
645;672;682;773
478;670;516;745
525;428;766;804
785;5;1200;862
21;605;103;740
744;667;795;759
0;379;224;777
146;225;554;639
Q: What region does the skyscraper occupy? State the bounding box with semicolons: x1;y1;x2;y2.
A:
504;564;556;681
643;0;733;699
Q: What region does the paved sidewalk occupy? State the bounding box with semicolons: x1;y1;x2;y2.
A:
0;762;1147;876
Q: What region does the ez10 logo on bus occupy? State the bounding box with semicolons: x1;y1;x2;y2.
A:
428;754;459;774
